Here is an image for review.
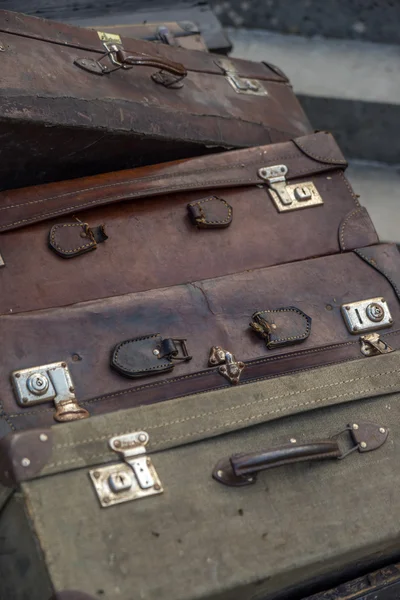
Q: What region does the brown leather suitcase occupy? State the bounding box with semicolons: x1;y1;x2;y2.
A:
0;241;398;439
84;21;208;52
0;10;311;191
0;132;378;315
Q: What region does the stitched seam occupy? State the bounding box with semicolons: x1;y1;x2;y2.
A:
339;171;360;208
188;196;232;225
339;208;363;251
0;163;342;231
113;334;171;373
254;308;311;343
46;375;400;465
5;339;371;418
355;250;400;297
49;223;95;254
295;136;347;165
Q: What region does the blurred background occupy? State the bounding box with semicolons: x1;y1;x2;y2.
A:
1;0;399;240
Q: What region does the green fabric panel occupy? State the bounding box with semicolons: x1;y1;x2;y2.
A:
21;388;400;600
39;352;400;477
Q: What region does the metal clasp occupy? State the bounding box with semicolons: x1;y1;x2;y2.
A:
341;297;393;334
215;58;268;96
89;431;163;507
209;346;245;385
360;333;394;356
11;362;89;423
333;422;389;459
258;165;323;212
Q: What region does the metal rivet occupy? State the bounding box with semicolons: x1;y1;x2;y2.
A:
154;483;161;491
217;470;224;478
21;458;30;467
61;362;67;368
345;306;350;311
381;298;385;303
353;326;358;331
103;496;110;504
290;438;297;443
352;423;359;430
113;440;121;448
326;304;333;311
271;324;277;329
93;471;100;479
138;433;147;443
39;434;48;442
389;318;393;323
360;441;367;449
72;353;81;362
69;386;75;393
15;373;20;378
379;427;386;434
153;349;160;356
22;398;28;404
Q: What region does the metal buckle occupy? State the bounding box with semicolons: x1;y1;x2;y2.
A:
11;362;89;422
341;297;393;334
209;346;245;385
215;59;268;97
258;165;323;212
168;338;192;362
332;422;389;459
89;431;163;507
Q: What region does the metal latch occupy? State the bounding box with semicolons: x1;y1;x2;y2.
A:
11;362;89;422
215;58;268;96
0;250;5;268
89;431;163;507
258;165;323;212
360;333;394;356
341;297;393;334
209;346;245;385
97;31;122;44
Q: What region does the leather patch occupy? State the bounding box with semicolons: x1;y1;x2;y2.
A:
0;428;53;486
250;307;312;349
187;196;232;229
293;132;347;166
339;207;379;251
49;222;108;258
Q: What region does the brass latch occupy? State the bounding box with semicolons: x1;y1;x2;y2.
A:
11;362;89;422
360;333;394;356
258;165;323;212
215;58;268;96
209;346;245;385
89;432;163;507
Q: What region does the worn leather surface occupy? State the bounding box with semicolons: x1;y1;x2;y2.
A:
0;10;312;190
187;196;233;228
0;134;378;315
1;245;399;432
339;207;379;251
250;307;312;348
355;244;400;301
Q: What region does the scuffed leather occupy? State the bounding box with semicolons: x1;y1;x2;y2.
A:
187;196;232;228
355;243;400;301
339;207;379;251
293;132;347;166
250;307;311;349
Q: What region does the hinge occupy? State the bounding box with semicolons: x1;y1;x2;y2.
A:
209;346;245;385
360;333;394;356
89;432;163;507
11;362;89;422
258;165;323;212
215;58;268;96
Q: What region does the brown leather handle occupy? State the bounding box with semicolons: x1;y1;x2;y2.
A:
213;441;341;486
115;48;187;78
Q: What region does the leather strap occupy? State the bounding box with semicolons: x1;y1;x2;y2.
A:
115;48;187;77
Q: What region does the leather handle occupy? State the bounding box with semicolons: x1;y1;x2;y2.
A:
213;441;341;486
115;48;187;77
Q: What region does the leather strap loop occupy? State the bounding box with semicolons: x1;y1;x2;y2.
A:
115;48;187;77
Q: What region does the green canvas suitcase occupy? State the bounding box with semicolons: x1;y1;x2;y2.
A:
0;351;399;600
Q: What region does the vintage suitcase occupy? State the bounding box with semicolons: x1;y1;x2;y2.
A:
0;350;400;599
0;241;398;437
0;10;311;190
85;20;209;52
0;132;379;315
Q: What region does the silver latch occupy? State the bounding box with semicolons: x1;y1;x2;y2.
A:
216;58;268;96
209;346;245;385
360;333;394;356
0;250;4;268
341;297;393;334
258;165;323;212
89;431;163;507
11;362;89;422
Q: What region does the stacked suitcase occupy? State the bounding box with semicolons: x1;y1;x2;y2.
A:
0;8;399;600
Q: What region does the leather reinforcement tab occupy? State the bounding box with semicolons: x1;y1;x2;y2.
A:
250;307;312;349
49;222;108;258
187;196;233;229
111;334;192;378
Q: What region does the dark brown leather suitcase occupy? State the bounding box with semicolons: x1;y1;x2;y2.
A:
0;132;378;315
84;21;208;52
0;10;311;191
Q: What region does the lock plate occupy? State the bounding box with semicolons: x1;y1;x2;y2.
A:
341;298;393;334
97;31;122;44
258;166;323;212
216;58;268;96
89;431;163;507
